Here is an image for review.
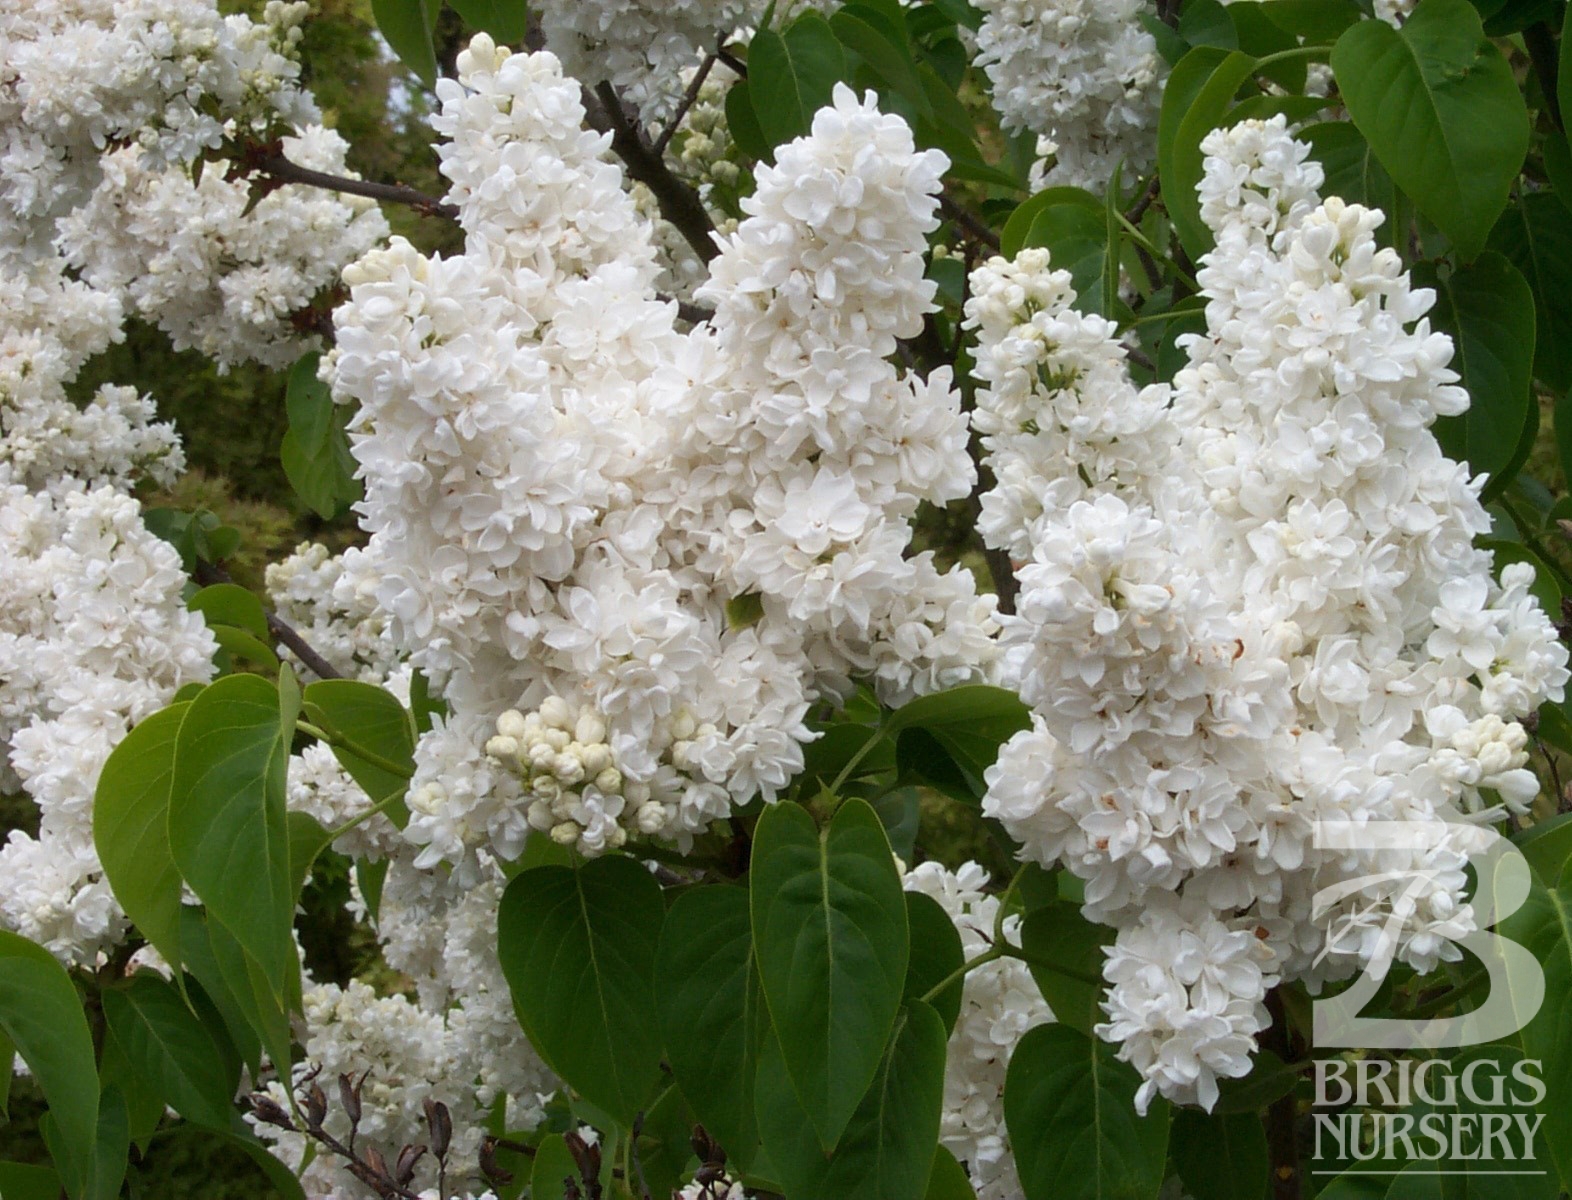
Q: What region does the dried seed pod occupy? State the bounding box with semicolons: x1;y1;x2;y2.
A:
423;1096;452;1158
304;1082;329;1131
248;1093;295;1130
394;1143;427;1186
338;1073;363;1128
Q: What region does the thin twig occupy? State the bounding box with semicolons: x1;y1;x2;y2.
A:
193;560;344;680
587;82;719;262
247;149;458;219
1525;21;1563;131
715;45;748;78
654;53;718;156
1123;173;1161;225
939;194;1001;251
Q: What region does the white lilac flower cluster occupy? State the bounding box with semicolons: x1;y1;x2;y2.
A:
0;474;216;964
59;127;388;371
0;0;315;249
266;542;401;682
0;245;184;490
971;0;1166;190
251;853;556;1197
2;0;385;377
328;43;998;872
904;862;1053;1200
534;0;748;119
973;116;1569;1113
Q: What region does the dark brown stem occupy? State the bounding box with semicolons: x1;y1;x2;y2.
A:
939;194;1001;251
1525;21;1563;131
250;151;458;220
1124;174;1161;225
193;560;344;680
654;53;718;156
715;45;748;78
587;82;719;262
1263;990;1303;1200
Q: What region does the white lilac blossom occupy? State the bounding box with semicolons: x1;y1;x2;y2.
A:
0;474;216;963
59;127;388;371
0;249;183;489
534;0;748;119
972;0;1166;190
328;43;998;872
973;116;1569;1112
266;543;402;682
0;0;316;251
904;861;1053;1200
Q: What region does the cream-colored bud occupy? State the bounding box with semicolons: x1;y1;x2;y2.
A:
543;728;571;752
532;775;561;800
485;735;519;761
608;826;629;849
581;744;611;775
540;696;573;729
636;803;666;834
526;800;555;832
670;711;697;741
575;712;607;745
497;709;529;740
555;754;586;786
550;822;580;846
594;767;622;795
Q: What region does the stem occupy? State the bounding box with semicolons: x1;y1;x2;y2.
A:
250;151;458;219
829;718;891;795
192;560;343;680
1123;174;1161;225
1253;45;1331;74
1525;22;1563;132
587;82;719;263
1116;214;1198;289
653;53;717;156
939;195;1002;251
1263;990;1303;1200
920;946;1003;1004
297;721;415;780
1403;969;1488;1019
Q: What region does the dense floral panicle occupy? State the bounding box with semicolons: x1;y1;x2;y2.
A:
974;116;1568;1111
59;127;387;370
0;0;315;244
905;862;1053;1200
972;0;1165;190
331;48;997;870
533;0;748;119
0;475;216;963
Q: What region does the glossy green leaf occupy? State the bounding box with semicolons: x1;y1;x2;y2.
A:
530;1133;581;1200
1417;253;1536;500
1001;186;1101;258
756;1003;946;1200
1171;1109;1269;1200
925;1146;978;1200
724;78;772;162
750;798;909;1151
0;1162;61;1200
168;674;297;1002
447;0;528;42
1179;0;1239;48
176;909;274;1083
1024;203;1112;315
94;702;190;974
1488;193;1572;392
903;891;965;1035
370;0;440;87
1019;901;1112;1038
497;857;666;1126
302;679;414;828
655;885;767;1169
1563;0;1572;138
0;932;99;1199
887;685;1032;801
1516;813;1572;887
101;974;236;1130
1300;121;1397;233
1159;47;1260;256
1005;1025;1171;1200
749;15;848;149
282;353;359;519
188;584;269;642
1331;0;1529;260
1497;866;1572;1190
